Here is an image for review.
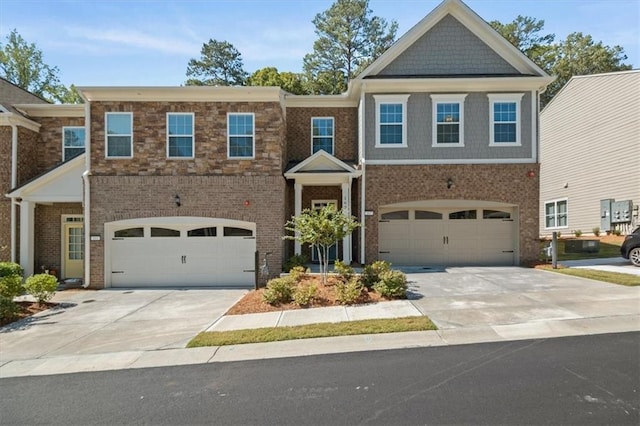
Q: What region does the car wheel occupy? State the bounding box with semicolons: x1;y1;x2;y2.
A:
630;247;640;267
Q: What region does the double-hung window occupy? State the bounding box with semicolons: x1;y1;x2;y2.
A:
431;94;466;146
311;117;334;155
545;199;568;229
227;113;254;159
167;113;194;158
488;93;523;145
374;94;409;147
62;126;85;161
105;112;133;158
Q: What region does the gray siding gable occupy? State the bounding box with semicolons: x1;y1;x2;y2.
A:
377;15;519;77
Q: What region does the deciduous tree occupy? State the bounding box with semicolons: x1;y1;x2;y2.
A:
247;67;307;94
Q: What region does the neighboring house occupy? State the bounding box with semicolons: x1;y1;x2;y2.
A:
1;0;552;289
539;70;640;237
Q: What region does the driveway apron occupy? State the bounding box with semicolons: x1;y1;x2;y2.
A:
0;289;247;363
404;267;640;330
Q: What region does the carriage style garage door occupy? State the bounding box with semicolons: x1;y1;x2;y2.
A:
378;204;516;266
105;218;256;287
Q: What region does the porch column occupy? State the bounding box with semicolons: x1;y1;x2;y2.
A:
294;183;302;255
341;181;352;264
19;200;35;277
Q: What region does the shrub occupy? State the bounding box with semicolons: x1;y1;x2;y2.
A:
0;262;24;300
0;295;19;321
288;265;308;282
293;283;317;307
373;270;408;299
361;260;391;289
263;277;295;305
333;260;354;282
24;273;58;304
613;228;622;236
574;230;583;238
335;278;363;305
592;227;601;237
283;254;309;272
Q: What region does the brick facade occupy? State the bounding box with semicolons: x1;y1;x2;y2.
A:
88;175;285;288
0;127;12;261
89;101;285;176
363;164;540;265
36;117;85;172
34;203;83;276
285;107;357;163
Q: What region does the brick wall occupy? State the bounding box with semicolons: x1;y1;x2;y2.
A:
34;203;83;275
364;163;540;265
89;101;285;176
88;175;286;288
16;127;40;186
37;116;85;171
286;107;357;163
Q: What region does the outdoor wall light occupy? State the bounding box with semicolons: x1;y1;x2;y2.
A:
175;194;181;207
447;178;454;189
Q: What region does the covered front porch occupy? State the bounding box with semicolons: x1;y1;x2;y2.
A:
284;150;362;264
6;155;85;279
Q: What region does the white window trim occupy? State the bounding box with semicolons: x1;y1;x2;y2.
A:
431;94;467;147
227;112;255;160
105;112;133;159
166;112;195;159
488;93;523;146
310;116;335;155
374;94;409;148
62;126;85;162
544;198;569;229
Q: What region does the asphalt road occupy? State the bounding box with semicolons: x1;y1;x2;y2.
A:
1;332;638;425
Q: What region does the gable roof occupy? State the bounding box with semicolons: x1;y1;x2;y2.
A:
6;154;84;201
0;77;48;114
356;0;550;80
541;70;640;115
284;150;361;176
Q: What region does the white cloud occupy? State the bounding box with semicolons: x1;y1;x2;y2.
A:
64;26;200;56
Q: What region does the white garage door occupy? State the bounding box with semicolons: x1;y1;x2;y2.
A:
379;207;516;266
107;218;256;287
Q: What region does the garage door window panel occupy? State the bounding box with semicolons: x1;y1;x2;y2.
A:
483;210;511;219
188;227;217;237
114;227;144;238
415;210;442;220
151;227;180;237
449;210;477;220
381;210;409;220
224;227;253;237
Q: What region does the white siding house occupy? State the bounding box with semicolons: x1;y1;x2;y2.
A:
539;70;640;236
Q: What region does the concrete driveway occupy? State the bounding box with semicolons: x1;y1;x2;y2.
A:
404;266;639;338
0;289;247;362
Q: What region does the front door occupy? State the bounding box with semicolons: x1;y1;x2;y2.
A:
311;200;338;262
64;221;84;278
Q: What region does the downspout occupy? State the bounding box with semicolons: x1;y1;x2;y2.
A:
359;86;366;264
82;99;91;288
10;124;18;262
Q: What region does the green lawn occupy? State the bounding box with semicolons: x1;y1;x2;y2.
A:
540;239;623;261
537;265;640;286
188;316;437;347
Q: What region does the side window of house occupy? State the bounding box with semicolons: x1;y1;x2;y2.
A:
167;113;194;158
63;127;85;161
227;113;254;159
374;94;409;147
105;112;133;158
431;94;467;146
545;199;568;229
311;117;334;155
488;94;523;146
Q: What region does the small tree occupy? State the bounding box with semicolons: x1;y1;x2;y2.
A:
285;205;360;284
185;39;248;86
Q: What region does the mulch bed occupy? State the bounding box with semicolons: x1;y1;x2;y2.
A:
1;301;56;327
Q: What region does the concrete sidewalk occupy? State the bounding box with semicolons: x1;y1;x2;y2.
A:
1;267;639;378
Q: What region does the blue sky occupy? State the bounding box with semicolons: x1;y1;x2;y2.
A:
1;0;638;87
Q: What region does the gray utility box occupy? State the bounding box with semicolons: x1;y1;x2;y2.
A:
564;239;600;253
611;200;633;224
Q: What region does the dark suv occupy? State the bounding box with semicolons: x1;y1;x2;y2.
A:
621;226;640;267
